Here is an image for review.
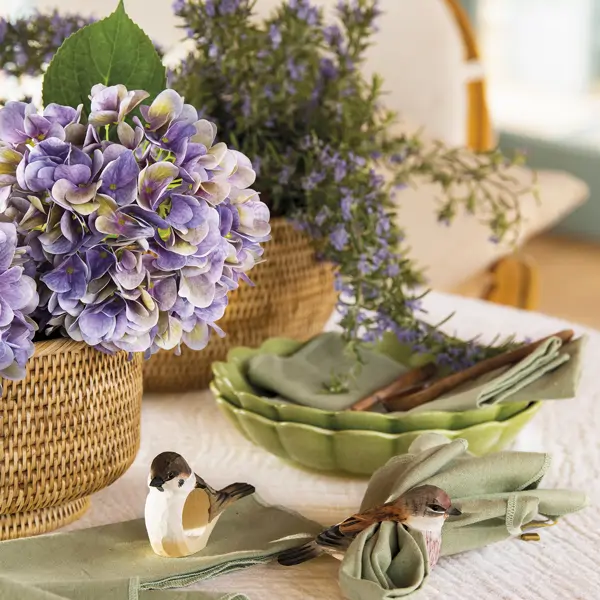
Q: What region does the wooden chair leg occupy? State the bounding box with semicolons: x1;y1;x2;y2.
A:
483;255;539;310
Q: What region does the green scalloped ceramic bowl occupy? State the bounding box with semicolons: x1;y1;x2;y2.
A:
211;338;530;433
215;394;542;475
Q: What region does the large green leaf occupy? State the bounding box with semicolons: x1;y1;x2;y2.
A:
42;1;165;114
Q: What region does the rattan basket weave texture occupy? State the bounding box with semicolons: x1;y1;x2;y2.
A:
0;339;143;540
144;218;337;393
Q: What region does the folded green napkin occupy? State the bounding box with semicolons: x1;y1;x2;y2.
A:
418;337;584;413
339;435;588;599
247;332;407;411
247;332;584;413
0;496;322;600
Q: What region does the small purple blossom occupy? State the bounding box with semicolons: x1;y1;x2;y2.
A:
269;23;282;48
330;225;349;251
290;0;319;25
205;0;216;17
319;58;338;80
0;19;7;45
287;59;306;82
173;0;186;13
323;24;341;46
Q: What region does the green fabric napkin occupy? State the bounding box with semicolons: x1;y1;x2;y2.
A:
0;496;322;600
247;332;407;411
339;436;588;599
417;337;584;413
246;332;584;413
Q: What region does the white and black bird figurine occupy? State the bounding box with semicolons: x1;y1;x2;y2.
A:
145;451;255;558
278;485;460;568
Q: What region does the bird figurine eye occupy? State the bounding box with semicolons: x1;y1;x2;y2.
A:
167;471;177;480
426;503;446;513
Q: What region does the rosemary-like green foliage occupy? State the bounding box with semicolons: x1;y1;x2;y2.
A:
170;0;531;369
2;0;533;373
0;11;95;80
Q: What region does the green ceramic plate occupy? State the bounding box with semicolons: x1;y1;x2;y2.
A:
211;338;529;433
215;395;542;476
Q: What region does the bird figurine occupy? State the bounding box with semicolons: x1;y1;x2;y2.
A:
277;485;460;568
144;451;256;558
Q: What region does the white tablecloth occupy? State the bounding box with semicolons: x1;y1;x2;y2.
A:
65;292;600;599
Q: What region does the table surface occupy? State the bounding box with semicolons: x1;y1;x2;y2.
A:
64;292;600;600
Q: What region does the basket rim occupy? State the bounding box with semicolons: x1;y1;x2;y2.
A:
30;338;99;358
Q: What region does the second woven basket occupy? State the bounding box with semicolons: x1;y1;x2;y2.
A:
143;218;337;393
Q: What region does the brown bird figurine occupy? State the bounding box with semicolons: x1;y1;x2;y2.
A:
277;485;460;568
145;451;255;558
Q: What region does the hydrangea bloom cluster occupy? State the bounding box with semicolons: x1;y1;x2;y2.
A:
0;85;270;365
0;221;38;382
171;0;529;370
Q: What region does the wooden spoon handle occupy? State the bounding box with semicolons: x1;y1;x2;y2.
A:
384;329;574;412
350;363;437;412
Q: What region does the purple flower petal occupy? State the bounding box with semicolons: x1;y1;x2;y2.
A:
95;211;154;240
0;102;28;144
141;89;184;131
150;277;177;311
99;150;139;206
86;247;116;280
138;162;179;210
182;321;209;350
41;254;88;299
166;195;194;226
43;103;80;127
0;222;17;271
179;272;215;308
154;248;188;271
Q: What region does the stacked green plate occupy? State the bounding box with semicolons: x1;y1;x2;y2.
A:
211;338;541;476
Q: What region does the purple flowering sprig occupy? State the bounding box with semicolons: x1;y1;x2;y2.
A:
171;0;530;371
0;11;96;81
294;137;518;373
171;0;528;242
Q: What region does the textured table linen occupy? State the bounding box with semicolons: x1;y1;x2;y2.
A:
47;293;600;599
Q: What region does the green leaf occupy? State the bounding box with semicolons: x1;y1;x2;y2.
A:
42;1;165;114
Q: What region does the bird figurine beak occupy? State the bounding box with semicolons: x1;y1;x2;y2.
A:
149;476;165;492
445;506;462;517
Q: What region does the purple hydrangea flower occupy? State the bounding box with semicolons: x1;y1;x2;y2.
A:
0;85;270;362
0;222;37;385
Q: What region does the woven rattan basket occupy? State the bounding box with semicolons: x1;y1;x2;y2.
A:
144;218;337;393
0;339;143;540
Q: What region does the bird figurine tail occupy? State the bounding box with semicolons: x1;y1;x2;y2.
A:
214;482;256;512
316;524;347;548
278;541;324;566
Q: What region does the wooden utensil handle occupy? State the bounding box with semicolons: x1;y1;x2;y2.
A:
384;329;574;412
350;363;437;412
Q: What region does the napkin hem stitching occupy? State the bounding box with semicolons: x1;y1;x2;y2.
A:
129;576;139;600
516;454;551;491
